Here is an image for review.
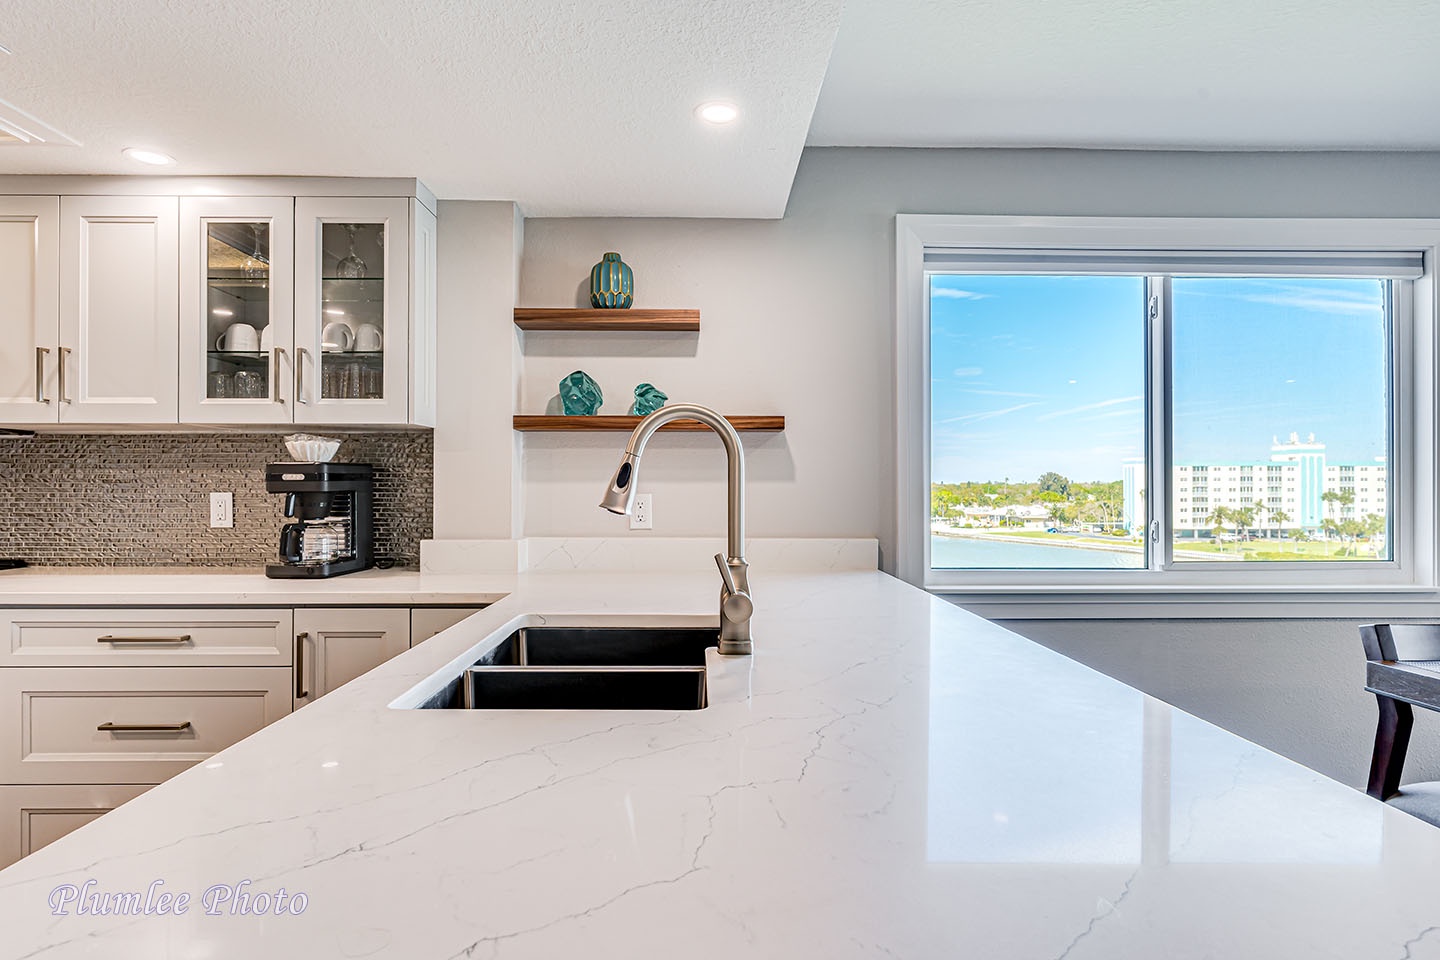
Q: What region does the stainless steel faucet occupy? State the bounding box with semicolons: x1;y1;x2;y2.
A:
599;402;753;655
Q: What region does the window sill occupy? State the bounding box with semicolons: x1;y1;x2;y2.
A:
929;583;1440;620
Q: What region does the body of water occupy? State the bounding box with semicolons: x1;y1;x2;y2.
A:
931;534;1143;569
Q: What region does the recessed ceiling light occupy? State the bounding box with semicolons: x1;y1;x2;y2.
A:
123;147;175;166
695;101;739;125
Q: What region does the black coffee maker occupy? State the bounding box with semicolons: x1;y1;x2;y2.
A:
264;462;374;578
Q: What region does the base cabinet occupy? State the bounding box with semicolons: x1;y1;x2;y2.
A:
410;607;482;646
0;602;477;869
0;783;151;865
293;608;410;707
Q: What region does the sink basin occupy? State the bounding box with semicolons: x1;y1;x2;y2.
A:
419;627;717;711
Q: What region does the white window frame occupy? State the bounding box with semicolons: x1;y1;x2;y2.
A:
896;215;1440;609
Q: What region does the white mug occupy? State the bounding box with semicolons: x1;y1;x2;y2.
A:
353;323;383;353
259;324;274;353
320;321;354;353
216;323;259;352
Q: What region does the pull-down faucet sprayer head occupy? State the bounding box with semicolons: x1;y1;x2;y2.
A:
599;453;641;515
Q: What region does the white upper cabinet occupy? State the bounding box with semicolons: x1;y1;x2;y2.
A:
179;197;295;424
0;183;434;429
59;196;179;424
0;198;59;424
294;197;411;426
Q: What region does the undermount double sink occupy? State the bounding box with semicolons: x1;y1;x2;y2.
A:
417;626;719;711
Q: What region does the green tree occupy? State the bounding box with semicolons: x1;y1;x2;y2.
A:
1268;507;1292;550
1038;471;1071;498
1321;489;1355;539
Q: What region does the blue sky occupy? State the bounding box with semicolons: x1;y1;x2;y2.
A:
930;275;1389;483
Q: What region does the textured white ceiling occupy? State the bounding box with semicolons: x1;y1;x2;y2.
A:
810;0;1440;150
0;0;842;217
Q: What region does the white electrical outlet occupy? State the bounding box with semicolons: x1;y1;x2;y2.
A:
209;492;234;528
630;493;653;530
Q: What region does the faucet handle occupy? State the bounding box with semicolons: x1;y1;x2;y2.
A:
714;552;741;593
714;553;754;623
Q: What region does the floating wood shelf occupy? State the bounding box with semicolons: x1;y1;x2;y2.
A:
513;308;701;332
514;415;784;432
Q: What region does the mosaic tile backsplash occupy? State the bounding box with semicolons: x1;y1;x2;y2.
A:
0;433;433;567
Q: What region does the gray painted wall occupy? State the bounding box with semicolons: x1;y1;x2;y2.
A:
997;616;1440;791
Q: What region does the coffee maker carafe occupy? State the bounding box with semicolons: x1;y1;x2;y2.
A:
265;462;374;579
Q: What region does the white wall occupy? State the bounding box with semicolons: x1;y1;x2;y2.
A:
436;148;1440;787
433;200;523;540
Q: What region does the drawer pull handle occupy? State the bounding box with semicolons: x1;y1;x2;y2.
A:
97;721;192;733
97;635;193;644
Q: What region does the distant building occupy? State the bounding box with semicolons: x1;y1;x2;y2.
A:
1122;433;1386;539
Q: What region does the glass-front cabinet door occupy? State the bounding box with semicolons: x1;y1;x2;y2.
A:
294;197;410;425
179;197;294;424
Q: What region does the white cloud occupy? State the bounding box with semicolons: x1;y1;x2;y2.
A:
1035;395;1143;421
936;402;1040;425
952;367;984;378
960;387;1046;398
1236;293;1382;316
932;288;991;301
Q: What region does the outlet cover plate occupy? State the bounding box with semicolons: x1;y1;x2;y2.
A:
630;493;653;530
209;492;234;528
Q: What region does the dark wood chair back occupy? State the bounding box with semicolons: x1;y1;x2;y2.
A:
1361;623;1440;663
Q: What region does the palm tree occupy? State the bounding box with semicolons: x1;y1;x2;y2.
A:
1250;501;1269;539
1321;489;1355;540
1206;505;1232;550
1268;507;1292;550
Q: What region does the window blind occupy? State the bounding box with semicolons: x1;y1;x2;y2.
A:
922;247;1425;279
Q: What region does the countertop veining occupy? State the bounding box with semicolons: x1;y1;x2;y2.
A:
0;569;1436;958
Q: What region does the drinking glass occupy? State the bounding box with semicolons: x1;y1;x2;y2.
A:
336;224;366;279
207;371;231;398
233;369;265;398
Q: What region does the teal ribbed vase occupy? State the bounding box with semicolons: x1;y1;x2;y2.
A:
589;252;634;309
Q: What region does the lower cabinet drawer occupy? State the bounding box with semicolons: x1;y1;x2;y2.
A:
1;608;294;667
0;667;292;784
0;783;151;868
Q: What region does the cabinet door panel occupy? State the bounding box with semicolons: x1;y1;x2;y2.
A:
179;197;295;424
294;607;410;706
0;197;59;424
59;196;179;423
0;784;151;868
294;197;410;425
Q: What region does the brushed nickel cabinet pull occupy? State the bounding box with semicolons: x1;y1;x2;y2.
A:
58;346;71;404
97;634;192;644
34;347;49;404
295;346;308;404
295;632;309;699
98;721;192;733
273;346;286;404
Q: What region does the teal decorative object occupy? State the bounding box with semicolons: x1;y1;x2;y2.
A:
589;252;634;309
630;383;667;416
559;370;603;415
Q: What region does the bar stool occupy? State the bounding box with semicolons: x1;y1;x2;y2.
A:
1360;623;1440;826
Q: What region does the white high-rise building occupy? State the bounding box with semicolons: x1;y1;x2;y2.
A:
1121;433;1387;538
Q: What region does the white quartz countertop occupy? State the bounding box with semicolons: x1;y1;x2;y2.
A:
2;569;1438;958
0;567;509;606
